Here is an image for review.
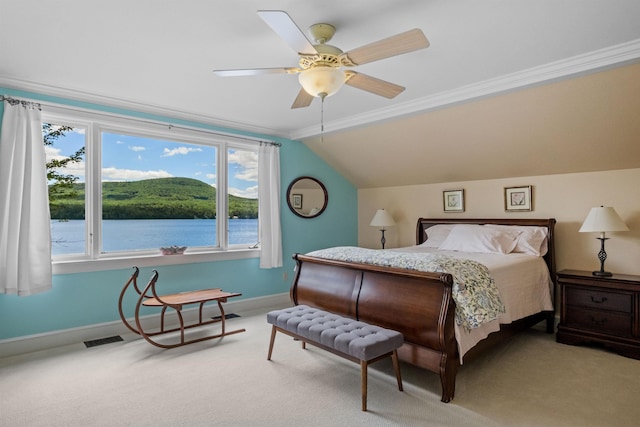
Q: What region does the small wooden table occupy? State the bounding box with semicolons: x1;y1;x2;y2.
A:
119;267;245;348
556;269;640;359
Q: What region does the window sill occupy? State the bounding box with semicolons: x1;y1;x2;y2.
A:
52;248;260;275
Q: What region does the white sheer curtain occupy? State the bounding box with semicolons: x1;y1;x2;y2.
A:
0;99;52;295
257;142;283;268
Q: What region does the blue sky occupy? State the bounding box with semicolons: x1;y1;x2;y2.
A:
45;127;259;199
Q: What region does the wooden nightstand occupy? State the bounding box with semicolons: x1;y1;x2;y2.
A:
556;269;640;359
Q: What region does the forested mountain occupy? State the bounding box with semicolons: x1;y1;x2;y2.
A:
49;177;257;219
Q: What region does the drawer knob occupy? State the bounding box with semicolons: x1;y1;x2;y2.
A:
590;296;608;304
589;315;608;326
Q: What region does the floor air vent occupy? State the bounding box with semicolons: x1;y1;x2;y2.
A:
84;335;124;348
212;313;241;321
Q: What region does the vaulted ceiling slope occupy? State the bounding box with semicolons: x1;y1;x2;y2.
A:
1;1;640;188
306;63;640;188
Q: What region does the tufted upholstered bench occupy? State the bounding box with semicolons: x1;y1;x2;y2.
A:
266;304;404;411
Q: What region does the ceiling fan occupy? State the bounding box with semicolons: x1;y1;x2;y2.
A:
213;10;430;109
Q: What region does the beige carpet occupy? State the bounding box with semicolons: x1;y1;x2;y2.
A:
1;307;639;427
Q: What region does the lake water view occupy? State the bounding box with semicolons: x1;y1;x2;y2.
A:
51;219;258;256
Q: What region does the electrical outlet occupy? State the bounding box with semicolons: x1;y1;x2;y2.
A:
283;272;289;282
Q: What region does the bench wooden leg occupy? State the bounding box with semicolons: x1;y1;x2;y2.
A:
392;350;403;391
361;360;368;411
267;325;277;360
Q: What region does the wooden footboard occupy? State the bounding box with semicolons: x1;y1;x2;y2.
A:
291;253;460;402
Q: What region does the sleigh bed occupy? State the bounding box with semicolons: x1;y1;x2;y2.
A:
290;218;556;402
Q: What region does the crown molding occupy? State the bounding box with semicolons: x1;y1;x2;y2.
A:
3;39;639;142
290;38;640;140
0;77;280;138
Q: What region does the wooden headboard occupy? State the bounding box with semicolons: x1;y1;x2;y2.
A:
416;217;557;284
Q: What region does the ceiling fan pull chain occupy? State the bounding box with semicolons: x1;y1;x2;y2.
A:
320;93;326;143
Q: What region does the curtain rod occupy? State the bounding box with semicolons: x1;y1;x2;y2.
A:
1;95;42;110
1;94;281;147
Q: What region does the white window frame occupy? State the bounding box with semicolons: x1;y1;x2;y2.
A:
42;107;259;275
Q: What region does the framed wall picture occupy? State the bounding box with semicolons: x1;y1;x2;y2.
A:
292;193;303;209
443;189;464;212
504;185;532;211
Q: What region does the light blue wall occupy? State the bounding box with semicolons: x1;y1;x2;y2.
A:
0;87;357;340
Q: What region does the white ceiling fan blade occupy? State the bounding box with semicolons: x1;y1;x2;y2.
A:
291;88;314;109
343;29;429;65
345;72;405;99
257;10;317;55
213;67;299;77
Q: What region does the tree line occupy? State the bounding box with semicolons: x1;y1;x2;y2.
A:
50;177;258;220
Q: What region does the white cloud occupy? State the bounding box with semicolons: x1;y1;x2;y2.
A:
161;146;203;157
101;167;173;181
229;185;258;199
45;146;86;179
228;150;258;182
45;145;63;161
129;146;146;152
46;144;170;182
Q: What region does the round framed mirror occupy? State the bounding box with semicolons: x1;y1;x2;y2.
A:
286;176;328;218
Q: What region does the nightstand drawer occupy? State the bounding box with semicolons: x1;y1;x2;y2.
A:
565;307;633;336
565;286;632;313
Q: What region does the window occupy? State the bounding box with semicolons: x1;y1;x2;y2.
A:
46;122;87;256
43;109;259;272
227;146;259;245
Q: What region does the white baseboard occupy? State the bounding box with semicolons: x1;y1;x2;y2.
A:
0;293;290;358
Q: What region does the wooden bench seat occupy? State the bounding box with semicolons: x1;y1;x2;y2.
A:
266;304;404;411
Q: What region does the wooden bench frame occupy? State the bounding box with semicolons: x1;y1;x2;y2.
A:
118;266;245;348
267;316;403;411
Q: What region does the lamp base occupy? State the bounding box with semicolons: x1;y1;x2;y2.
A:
592;270;613;277
592;237;612;277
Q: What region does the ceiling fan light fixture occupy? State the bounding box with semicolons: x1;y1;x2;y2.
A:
298;66;345;98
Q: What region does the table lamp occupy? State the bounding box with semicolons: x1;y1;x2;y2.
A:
579;206;629;276
370;209;395;249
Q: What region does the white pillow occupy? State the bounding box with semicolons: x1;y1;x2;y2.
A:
535;236;549;257
484;224;548;256
420;224;456;248
438;224;522;254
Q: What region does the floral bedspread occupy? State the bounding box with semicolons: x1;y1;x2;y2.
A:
306;246;505;330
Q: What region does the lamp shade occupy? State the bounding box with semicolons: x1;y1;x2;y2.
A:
370;209;396;228
579;206;629;233
298;66;345;98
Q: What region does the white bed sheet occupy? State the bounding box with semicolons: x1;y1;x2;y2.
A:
393;246;554;362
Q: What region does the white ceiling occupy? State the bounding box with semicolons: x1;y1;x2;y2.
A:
2;0;640;187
